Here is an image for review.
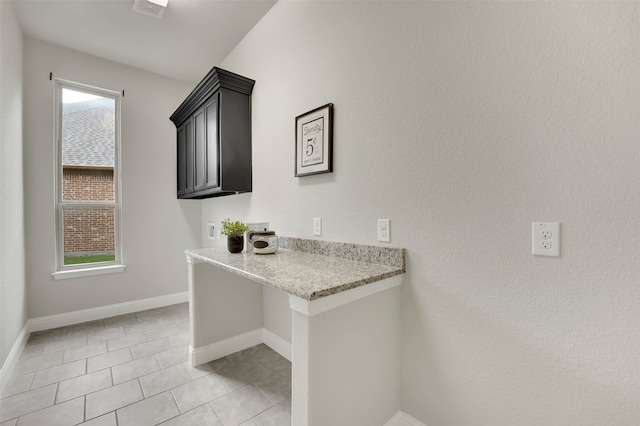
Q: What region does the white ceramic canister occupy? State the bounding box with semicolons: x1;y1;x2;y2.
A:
251;230;278;254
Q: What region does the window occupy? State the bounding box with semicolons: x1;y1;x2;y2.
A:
53;79;124;278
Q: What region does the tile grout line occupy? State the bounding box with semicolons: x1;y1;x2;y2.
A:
255;379;279;407
27;370;36;396
7;387;84;425
53;378;60;406
168;387;182;418
209;399;223;425
85;380;143;423
108;378;166;424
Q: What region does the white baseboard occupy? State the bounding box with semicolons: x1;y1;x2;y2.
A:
262;328;292;362
27;292;189;333
189;329;264;366
385;411;427;426
0;323;30;396
189;327;293;366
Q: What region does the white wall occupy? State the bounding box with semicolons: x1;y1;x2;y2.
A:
204;2;640;425
0;0;26;367
23;39;201;318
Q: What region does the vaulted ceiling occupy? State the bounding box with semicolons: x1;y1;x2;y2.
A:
12;0;277;83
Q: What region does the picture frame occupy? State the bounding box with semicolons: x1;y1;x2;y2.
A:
295;103;333;177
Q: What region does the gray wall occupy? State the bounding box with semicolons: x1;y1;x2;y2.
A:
23;39;201;318
202;2;640;424
0;1;26;368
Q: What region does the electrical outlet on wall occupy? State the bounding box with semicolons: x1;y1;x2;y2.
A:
532;222;560;257
377;219;390;242
313;218;322;236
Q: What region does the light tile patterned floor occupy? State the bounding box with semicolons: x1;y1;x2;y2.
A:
0;303;291;425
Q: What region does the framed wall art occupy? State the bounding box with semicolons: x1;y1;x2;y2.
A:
295;103;333;177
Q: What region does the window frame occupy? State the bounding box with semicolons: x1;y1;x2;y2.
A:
52;79;125;279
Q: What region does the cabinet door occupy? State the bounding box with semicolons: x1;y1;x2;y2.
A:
204;95;219;189
193;106;207;191
176;123;187;197
184;118;195;194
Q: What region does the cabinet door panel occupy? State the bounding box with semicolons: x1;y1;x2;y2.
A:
205;96;219;188
184;119;195;194
177;124;187;196
194;107;206;191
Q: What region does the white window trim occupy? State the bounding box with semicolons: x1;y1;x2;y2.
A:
52;79;125;279
52;264;126;281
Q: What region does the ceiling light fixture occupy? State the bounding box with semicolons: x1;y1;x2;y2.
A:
132;0;168;18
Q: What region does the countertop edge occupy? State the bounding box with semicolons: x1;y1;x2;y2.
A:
305;269;405;300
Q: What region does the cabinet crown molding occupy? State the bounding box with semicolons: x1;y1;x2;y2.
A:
170;67;255;126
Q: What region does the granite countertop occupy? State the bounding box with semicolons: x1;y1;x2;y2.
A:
185;237;405;301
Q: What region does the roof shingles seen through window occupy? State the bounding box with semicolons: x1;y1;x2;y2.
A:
62;98;115;168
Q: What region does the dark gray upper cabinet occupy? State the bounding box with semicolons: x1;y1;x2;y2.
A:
170;67;255;199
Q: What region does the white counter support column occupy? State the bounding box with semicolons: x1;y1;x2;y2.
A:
187;256;264;366
289;275;403;426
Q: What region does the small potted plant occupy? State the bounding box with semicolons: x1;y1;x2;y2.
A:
220;218;249;253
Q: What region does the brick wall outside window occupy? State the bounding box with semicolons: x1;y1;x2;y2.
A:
63;168;114;202
63;168;115;255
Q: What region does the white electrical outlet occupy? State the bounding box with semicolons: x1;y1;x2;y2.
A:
532;222;560;257
377;219;390;242
313;218;322;236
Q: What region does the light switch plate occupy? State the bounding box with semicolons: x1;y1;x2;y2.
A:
532;222;560;257
313;218;322;236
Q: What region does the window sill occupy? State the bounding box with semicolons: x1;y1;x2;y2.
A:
52;264;126;280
